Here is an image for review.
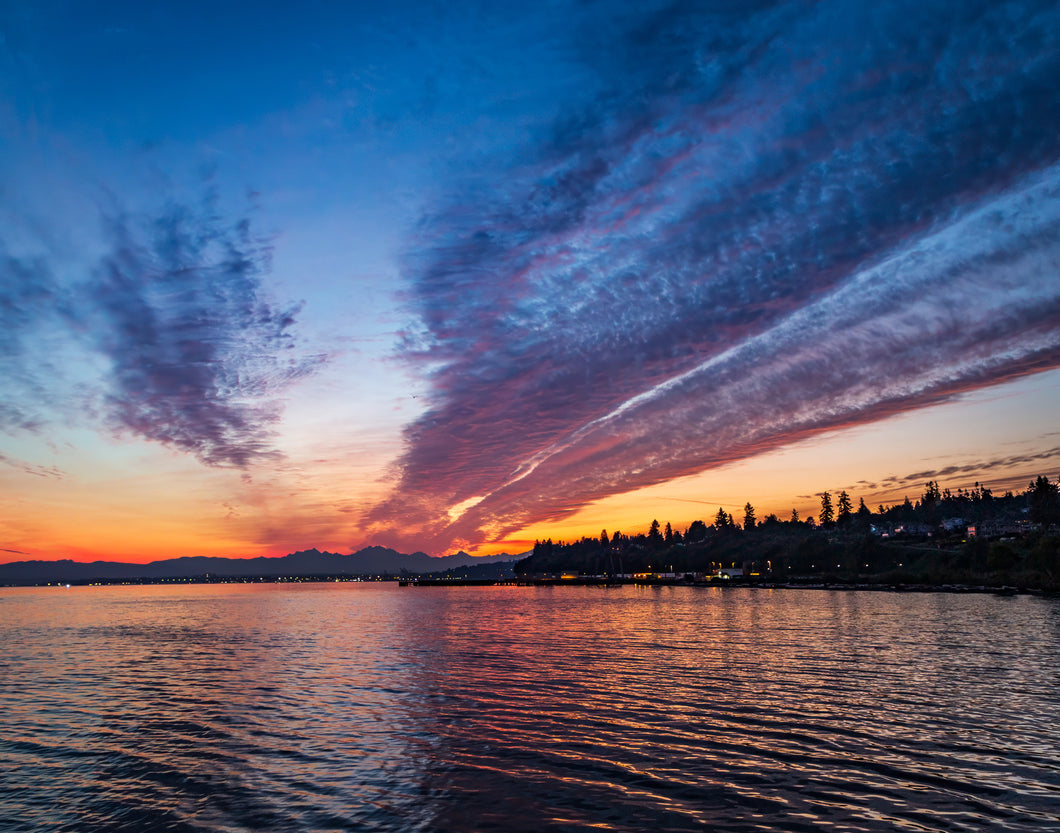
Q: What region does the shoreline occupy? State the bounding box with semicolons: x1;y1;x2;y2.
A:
402;577;1048;595
4;575;1053;595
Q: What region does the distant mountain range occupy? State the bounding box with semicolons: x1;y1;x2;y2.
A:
0;546;523;585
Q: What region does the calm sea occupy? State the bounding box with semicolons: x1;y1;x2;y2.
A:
1;583;1058;832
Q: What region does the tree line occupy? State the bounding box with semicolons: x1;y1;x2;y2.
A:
516;475;1060;587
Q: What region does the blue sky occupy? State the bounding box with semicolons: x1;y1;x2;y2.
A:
2;0;1059;560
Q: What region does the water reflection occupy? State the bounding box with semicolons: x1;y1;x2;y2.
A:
386;586;1060;832
1;584;1059;831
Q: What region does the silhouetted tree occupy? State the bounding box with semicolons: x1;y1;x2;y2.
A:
920;481;941;524
519;471;1060;586
648;519;663;546
714;507;733;530
819;492;835;527
686;520;708;542
1028;476;1060;527
538;539;555;558
743;502;756;530
836;491;852;525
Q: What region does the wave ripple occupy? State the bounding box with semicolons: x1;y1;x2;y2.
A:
1;584;1058;832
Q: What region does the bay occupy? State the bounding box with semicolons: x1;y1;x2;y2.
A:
1;583;1058;831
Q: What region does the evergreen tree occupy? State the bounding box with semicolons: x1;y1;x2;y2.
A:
664;522;673;545
819;492;835;526
790;508;800;524
648;519;663;546
743;502;756;530
836;491;852;525
921;480;942;524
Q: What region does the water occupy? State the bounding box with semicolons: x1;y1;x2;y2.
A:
1;584;1058;832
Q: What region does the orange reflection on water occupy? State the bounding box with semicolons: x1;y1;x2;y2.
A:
5;583;1060;832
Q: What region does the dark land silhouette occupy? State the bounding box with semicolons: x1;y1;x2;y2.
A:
514;476;1060;590
0;546;516;586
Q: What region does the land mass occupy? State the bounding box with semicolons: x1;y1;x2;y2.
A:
512;477;1060;590
0;546;518;586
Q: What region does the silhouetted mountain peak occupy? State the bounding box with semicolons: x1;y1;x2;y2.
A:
0;544;520;584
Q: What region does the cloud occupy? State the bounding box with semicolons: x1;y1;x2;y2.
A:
880;447;1060;494
85;200;325;467
0;192;323;467
0;248;59;432
425;172;1060;548
368;0;1060;552
0;452;64;479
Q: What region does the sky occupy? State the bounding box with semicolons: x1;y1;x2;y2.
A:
2;0;1059;563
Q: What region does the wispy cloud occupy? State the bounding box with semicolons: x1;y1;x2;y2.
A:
86;201;323;467
368;0;1060;551
878;446;1060;495
0;192;323;467
0;247;58;432
0;452;64;479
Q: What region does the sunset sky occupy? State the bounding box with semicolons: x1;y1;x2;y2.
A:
2;0;1059;563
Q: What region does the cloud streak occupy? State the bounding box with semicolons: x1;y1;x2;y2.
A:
0;246;59;432
88;202;322;467
0;193;322;468
876;447;1060;497
368;0;1060;551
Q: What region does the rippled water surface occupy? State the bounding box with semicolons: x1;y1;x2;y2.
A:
2;584;1059;831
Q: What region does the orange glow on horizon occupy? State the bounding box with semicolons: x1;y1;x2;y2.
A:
4;372;1057;566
